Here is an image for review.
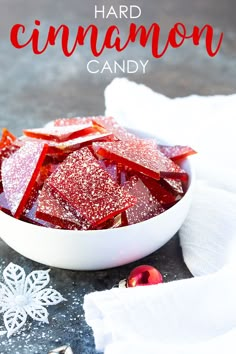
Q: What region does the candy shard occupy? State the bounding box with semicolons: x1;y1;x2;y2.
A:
92;116;135;141
48;147;136;226
91;213;123;230
18;131;114;155
2;141;48;218
23;123;93;142
36;184;91;230
0;129;18;192
159;145;197;161
0;145;19;193
162;178;184;195
0;128;16;148
57;131;114;153
93;139;188;181
37;163;59;187
123;176;165;225
139;174;179;206
20;187;58;228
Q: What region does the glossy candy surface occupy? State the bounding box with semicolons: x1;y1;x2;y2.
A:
139;174;179;206
127;265;163;287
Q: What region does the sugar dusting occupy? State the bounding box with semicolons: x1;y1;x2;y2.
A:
124;176;165;225
48;147;136;226
0;260;95;354
93;139;188;181
2;142;48;217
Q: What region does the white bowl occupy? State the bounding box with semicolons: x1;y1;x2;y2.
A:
0;130;195;270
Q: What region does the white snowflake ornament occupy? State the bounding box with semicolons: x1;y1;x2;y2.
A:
0;263;66;337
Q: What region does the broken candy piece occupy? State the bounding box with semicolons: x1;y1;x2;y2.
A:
159;145;197;161
23;123;94;142
123;176;165;225
139;174;180;206
93;116;135;141
117;164;133;186
162;178;184;195
37;163;59;187
48;147;136;226
19;131;114;155
2;141;48;218
0;128;16;148
20;185;56;228
36;184;91;230
22;200;61;228
0;145;19;193
92;214;123;230
93;139;188;181
53;131;115;153
0;129;18;188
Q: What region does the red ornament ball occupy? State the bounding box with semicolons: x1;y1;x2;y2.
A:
127;265;163;287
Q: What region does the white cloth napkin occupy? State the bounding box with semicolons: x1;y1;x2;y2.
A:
83;78;236;353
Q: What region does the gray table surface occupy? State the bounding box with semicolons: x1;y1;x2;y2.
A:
0;1;235;353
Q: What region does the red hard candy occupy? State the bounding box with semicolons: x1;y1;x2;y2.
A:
47;147;136;227
93;116;135;141
2;141;48;218
123;176;165;225
93;139;188;181
23;123;94;142
159;145;197;161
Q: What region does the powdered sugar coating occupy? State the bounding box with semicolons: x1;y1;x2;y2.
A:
124;176;165;225
19;131;114;154
99;160;118;182
52;115;135;141
37;184;91;230
48;147;136;226
23;123;93;142
2;142;48;218
162;178;184;195
93;139;188;181
159;145;197;161
93;116;135;140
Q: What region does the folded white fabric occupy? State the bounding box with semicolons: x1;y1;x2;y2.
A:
84;265;236;354
83;78;236;353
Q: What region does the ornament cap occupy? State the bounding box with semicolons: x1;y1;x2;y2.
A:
118;279;127;288
48;345;73;354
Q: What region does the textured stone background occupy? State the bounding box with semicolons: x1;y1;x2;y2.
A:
0;1;235;353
